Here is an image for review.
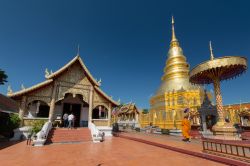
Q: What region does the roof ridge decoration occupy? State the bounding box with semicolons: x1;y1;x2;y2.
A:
46;55;100;86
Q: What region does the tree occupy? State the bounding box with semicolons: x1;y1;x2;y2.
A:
0;69;7;85
142;109;149;114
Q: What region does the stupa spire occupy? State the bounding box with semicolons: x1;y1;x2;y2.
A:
170;16;179;48
156;16;191;94
171;16;177;42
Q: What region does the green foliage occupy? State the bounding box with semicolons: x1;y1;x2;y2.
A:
8;114;21;130
31;120;46;134
0;69;8;85
135;127;140;132
161;129;170;135
142;109;149;114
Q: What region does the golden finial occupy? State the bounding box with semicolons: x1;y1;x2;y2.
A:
171;16;177;42
45;68;50;77
98;78;102;84
77;44;80;56
209;41;214;60
7;85;13;94
170;16;179;48
21;84;25;90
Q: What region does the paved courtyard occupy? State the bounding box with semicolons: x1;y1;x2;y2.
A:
0;137;225;166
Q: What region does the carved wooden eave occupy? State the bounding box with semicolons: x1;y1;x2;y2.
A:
7;79;53;98
46;55;100;87
94;86;119;106
118;103;139;114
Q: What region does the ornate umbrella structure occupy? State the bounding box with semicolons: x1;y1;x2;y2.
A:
189;42;247;137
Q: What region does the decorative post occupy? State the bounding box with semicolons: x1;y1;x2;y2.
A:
19;96;27;126
108;103;112;126
189;42;247;138
88;86;93;126
49;83;57;122
213;77;225;125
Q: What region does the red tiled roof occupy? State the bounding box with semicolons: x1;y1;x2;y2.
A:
0;94;18;113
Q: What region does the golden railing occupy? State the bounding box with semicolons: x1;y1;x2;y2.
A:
23;117;49;126
92;119;109;126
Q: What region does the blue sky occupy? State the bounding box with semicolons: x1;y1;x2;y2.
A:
0;0;249;108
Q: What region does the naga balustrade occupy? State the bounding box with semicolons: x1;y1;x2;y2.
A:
202;138;250;162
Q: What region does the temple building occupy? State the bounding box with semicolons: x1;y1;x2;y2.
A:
140;17;206;130
7;54;119;128
223;102;250;127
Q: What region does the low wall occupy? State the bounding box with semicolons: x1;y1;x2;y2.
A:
92;119;109;126
23;117;48;126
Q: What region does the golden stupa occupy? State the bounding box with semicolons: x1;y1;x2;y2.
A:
143;17;205;130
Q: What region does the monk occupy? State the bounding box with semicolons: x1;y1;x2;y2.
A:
181;114;191;142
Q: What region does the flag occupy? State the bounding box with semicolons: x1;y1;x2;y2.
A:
112;107;119;115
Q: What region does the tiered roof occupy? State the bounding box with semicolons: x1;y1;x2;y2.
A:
8;55;119;106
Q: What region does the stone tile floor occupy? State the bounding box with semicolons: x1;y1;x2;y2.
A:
0;137;225;166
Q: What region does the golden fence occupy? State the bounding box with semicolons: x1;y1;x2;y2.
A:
23;117;49;126
140;115;183;129
93;119;109;126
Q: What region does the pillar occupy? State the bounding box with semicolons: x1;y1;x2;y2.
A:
108;103;112;126
213;77;225;125
49;83;57;122
19;96;27;126
201;115;207;132
241;116;244;126
36;101;40;115
88;86;93;126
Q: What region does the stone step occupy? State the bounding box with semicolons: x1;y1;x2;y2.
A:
46;127;92;144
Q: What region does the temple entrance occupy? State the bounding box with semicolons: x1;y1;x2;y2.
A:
92;105;108;119
63;103;81;127
206;115;216;130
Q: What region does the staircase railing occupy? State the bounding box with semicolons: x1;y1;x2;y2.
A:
89;122;104;143
33;121;52;146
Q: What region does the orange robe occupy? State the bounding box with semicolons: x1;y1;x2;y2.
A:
182;118;191;139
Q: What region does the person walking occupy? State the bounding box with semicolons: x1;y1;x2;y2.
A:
181;114;191;142
68;113;74;129
72;113;75;128
63;112;68;128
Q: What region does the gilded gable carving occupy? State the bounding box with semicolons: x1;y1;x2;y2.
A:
57;63;85;83
26;85;53;105
57;83;90;103
93;91;107;103
93;91;110;109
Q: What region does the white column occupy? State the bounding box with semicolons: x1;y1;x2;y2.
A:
49;83;57;122
36;101;40;116
108;103;112;126
241;116;244;126
88;86;93;126
19;96;27;126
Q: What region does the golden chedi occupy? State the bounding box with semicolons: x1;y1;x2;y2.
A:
147;17;204;130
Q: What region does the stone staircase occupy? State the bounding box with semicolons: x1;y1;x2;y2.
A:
46;128;92;144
